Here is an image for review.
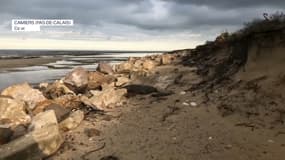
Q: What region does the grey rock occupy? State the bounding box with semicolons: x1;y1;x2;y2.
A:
64;67;89;93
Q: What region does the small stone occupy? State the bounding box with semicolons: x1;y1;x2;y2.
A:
182;102;190;106
180;91;186;95
208;136;213;140
267;139;274;143
190;102;198;107
225;144;232;149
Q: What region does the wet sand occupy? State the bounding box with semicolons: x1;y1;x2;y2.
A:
0;57;60;69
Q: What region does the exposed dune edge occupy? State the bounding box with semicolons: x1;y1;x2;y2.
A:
169;24;285;128
176;25;285;89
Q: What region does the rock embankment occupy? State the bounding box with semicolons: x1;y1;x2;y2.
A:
0;53;181;160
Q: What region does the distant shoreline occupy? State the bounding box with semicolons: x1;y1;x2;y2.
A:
0;57;60;69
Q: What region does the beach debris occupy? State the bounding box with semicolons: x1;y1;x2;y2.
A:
64;67;89;93
87;71;116;90
1;83;46;110
59;110;84;132
0;110;63;160
97;62;114;75
88;85;127;109
0;96;31;128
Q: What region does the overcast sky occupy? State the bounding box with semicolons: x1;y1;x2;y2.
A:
0;0;284;50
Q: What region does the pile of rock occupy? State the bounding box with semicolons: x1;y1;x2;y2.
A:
115;53;179;73
0;53;179;159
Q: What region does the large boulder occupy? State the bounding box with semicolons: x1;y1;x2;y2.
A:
1;83;46;110
161;54;174;65
88;85;127;109
63;67;89;92
153;56;162;65
97;62;114;75
43;80;75;99
133;60;144;71
88;71;115;90
143;60;157;71
0;96;31;128
59;110;84;132
115;76;130;87
115;62;133;73
0;110;63;160
33;102;70;122
0;127;13;145
33;95;81;115
54;95;82;110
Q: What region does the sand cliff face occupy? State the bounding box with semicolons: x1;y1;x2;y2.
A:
176;25;285;129
180;26;285;89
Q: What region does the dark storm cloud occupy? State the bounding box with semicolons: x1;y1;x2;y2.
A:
0;0;284;42
163;0;285;9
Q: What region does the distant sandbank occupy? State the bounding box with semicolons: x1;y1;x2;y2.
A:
0;57;60;69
